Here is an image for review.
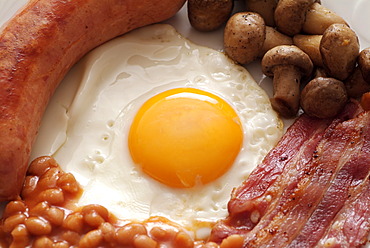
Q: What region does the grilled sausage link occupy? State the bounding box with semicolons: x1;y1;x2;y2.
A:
0;0;186;201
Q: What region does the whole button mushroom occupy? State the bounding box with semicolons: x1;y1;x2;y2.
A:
300;77;348;118
358;47;370;83
224;12;266;64
261;45;313;118
274;0;345;36
320;23;360;81
274;0;316;36
188;0;234;32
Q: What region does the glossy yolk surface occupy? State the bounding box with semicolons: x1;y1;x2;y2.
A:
128;88;243;188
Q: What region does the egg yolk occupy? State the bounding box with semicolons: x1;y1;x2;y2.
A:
128;88;243;188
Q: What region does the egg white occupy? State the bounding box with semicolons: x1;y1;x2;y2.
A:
31;24;283;238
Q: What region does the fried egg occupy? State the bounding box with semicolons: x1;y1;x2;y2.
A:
31;24;283;238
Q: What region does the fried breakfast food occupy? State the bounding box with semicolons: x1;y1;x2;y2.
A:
210;101;370;247
0;0;186;201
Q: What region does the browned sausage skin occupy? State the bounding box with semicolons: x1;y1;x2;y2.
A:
0;0;186;201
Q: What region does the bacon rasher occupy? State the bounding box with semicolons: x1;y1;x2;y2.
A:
210;102;361;243
317;161;370;248
286;111;370;248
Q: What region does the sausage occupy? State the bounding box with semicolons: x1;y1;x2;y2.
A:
0;0;186;201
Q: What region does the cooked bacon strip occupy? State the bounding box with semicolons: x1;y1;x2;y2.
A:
244;107;368;247
210;102;360;243
287;111;370;248
210;114;331;242
317;172;370;247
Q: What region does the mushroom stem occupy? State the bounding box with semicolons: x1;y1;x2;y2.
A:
293;34;323;67
270;65;301;117
303;3;347;35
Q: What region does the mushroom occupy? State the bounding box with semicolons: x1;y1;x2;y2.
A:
274;0;346;36
224;12;266;64
302;2;347;34
300;77;348;118
293;34;323;67
261;45;313;117
188;0;234;32
274;0;316;36
345;67;370;99
358;47;370;83
313;67;328;78
245;0;278;26
320;23;360;81
259;26;293;57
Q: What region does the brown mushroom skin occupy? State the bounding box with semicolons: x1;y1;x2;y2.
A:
302;2;347;35
358;47;370;83
345;66;370;99
245;0;278;26
224;12;266;64
300;77;348;118
274;0;316;36
293;34;323;67
314;67;328;78
188;0;233;32
261;45;313;118
320;23;360;81
259;26;293;57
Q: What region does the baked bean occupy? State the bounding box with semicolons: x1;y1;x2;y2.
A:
133;234;158;248
37;168;61;190
28;156;58;177
99;222;116;243
10;225;29;245
61;230;81;245
25;217;52;236
82;204;109;227
116;223;147;245
29;201;50;217
45;206;65;226
54;241;70;248
3;201;26;218
3;214;27;233
63;212;84;233
57;173;80;194
33;236;53;248
220;234;244;248
21;175;38;198
150;226;176;242
39;188;65;205
79;229;103;248
173;231;194;248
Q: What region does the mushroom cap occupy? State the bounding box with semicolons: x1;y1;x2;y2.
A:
320;23;359;81
224;12;266;64
358;47;370;83
274;0;316;36
261;45;313;78
188;0;233;32
301;77;348;118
